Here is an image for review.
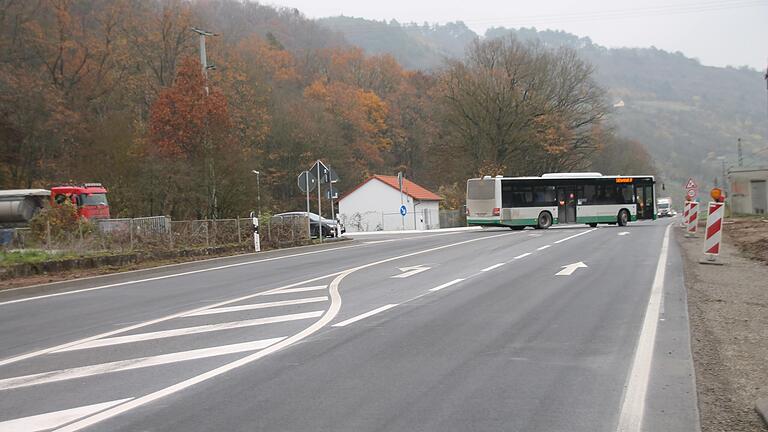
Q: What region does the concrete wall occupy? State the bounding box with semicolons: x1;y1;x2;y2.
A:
729;168;768;215
338;179;441;231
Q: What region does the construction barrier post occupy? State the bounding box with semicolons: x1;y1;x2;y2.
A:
686;202;699;237
703;201;724;262
681;202;690;228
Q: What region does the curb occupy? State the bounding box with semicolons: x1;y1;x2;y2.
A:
757;398;768;426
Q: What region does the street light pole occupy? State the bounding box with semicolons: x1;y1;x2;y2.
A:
252;170;261;217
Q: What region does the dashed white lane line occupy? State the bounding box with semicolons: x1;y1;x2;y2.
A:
481;263;505;272
537;245;552;251
429;278;465;292
54;311;323;352
259;285;327;295
0;398;133;432
184;297;328;317
616;223;672;432
553;228;596;244
0;338;285;391
514;252;532;259
332;304;399;327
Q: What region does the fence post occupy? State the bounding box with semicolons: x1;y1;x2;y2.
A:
205;221;210;248
236;218;242;244
129;218;134;251
168;217;174;250
46;220;51;250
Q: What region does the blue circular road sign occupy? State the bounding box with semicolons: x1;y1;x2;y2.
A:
400;205;407;216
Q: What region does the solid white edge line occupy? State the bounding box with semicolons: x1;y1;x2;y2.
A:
0;246;361;307
553;228;596;244
55;311;323;352
537;245;552;251
53;232;516;432
513;252;532;259
615;223;671;432
481;263;505;272
0;272;340;368
429;278;465;292
332;304;399;327
0;398;134;432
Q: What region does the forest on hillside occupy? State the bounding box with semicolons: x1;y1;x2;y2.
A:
1;0;654;219
321;17;768;199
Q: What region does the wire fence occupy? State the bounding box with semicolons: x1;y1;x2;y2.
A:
1;215;311;254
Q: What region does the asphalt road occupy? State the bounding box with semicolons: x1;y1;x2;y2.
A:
0;219;699;432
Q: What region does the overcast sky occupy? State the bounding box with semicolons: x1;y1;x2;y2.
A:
266;0;767;70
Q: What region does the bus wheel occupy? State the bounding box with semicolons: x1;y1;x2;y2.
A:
510;226;524;230
537;211;552;229
588;223;598;228
617;210;629;227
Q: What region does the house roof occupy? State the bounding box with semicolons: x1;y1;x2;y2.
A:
339;175;443;202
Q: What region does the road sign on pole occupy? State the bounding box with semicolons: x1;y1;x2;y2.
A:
685;177;698;201
400;205;407;216
297;171;317;193
298;171;316;239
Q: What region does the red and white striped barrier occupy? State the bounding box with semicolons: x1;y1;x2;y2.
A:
703;202;724;259
681;202;690;227
686;202;699;236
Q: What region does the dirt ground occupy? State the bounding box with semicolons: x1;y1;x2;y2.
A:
677;217;768;432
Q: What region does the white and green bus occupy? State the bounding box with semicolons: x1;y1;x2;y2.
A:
466;173;656;229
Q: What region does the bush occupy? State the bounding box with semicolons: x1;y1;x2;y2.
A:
29;201;94;243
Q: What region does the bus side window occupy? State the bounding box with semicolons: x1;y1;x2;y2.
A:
75;195;83;207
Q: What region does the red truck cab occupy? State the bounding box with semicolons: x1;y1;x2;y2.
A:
50;183;110;219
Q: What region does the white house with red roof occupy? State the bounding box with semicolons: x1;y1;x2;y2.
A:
338;175;442;232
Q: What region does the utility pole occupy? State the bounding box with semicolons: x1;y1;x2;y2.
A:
737;137;743;167
191;27;218;218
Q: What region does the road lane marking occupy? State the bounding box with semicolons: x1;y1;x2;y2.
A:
332;304;399;327
514;252;531;259
0;338;285;391
0;398;133;432
54;311;323;352
618;231;630;236
553;228;596;244
185;297;328;317
616;223;672;432
0;247;361;307
391;265;431;278
429;279;465;292
555;261;588;276
0;272;340;368
52;232;516;432
537;245;552;250
481;263;505;272
258;285;327;295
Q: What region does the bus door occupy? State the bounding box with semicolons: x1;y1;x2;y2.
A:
557;188;577;223
634;184;655;220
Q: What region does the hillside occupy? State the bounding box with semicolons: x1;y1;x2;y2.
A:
320;17;768;197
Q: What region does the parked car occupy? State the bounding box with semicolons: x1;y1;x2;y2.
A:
271;212;345;238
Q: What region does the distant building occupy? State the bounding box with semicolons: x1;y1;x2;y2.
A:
338;175;442;232
728;167;768;215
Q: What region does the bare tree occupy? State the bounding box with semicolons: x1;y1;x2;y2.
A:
438;36;608;177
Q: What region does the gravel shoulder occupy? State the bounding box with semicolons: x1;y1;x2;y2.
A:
676;217;768;432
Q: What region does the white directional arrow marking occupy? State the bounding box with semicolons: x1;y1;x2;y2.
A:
618;231;630;236
391;265;431;278
556;261;588;276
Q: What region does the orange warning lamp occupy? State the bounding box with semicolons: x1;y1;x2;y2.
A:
710;187;724;202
